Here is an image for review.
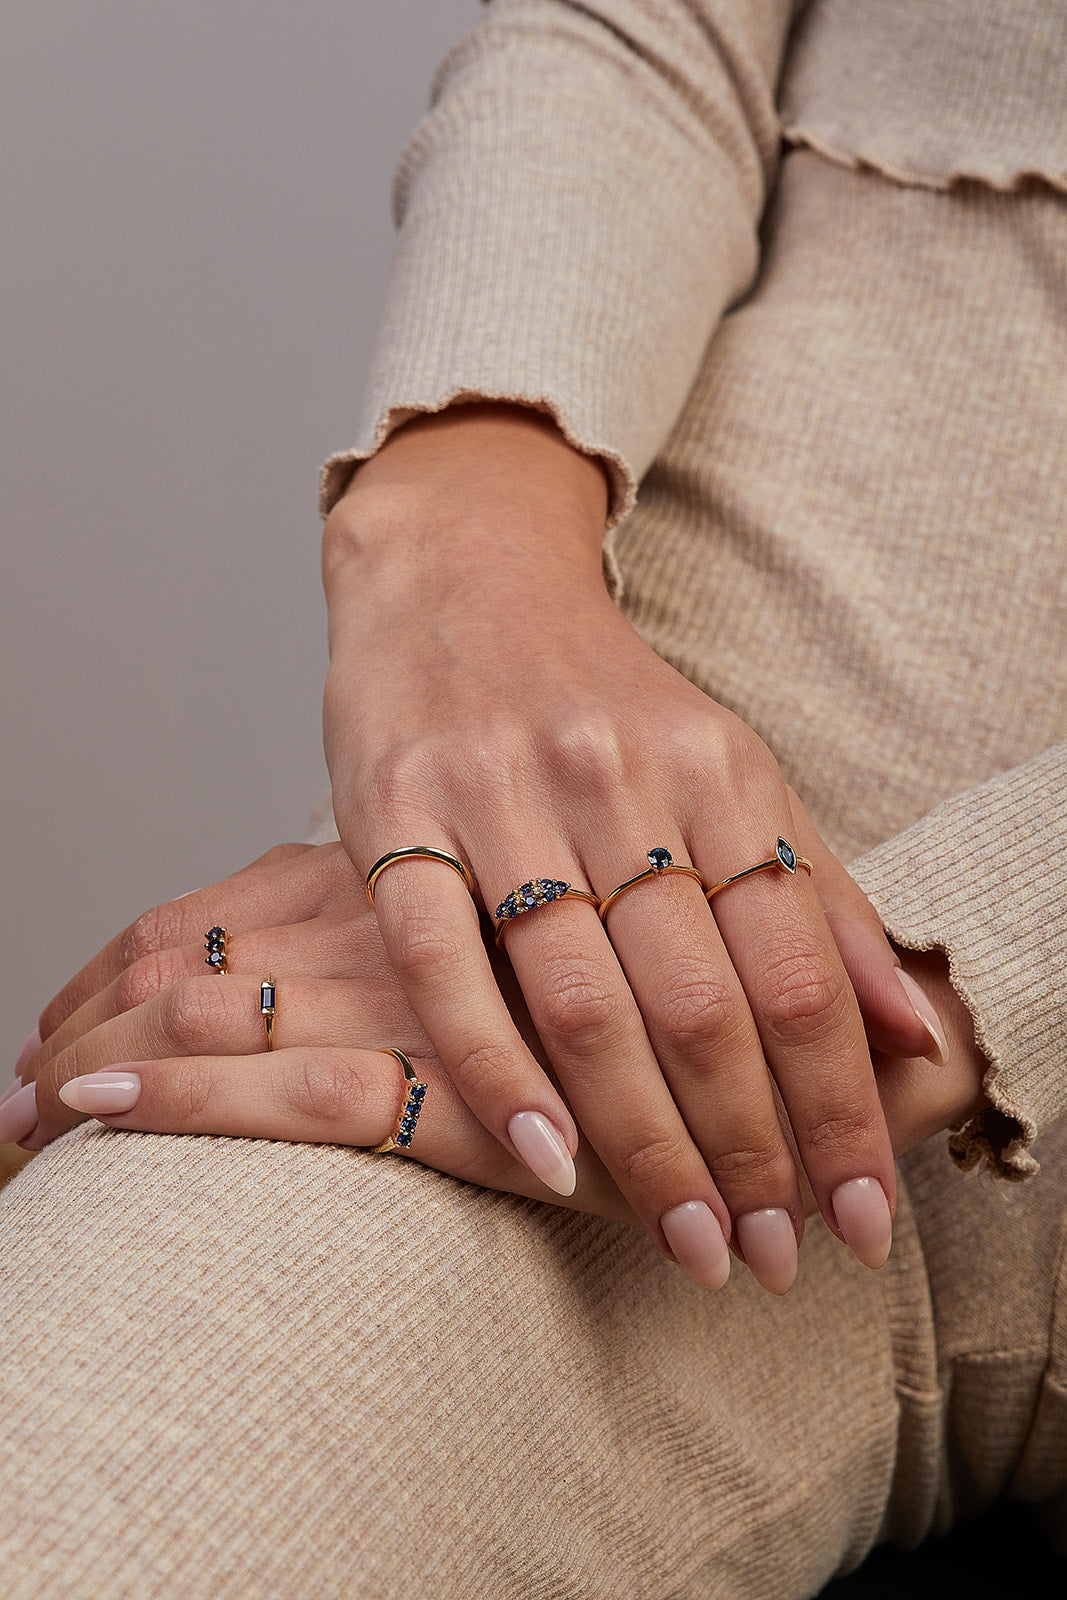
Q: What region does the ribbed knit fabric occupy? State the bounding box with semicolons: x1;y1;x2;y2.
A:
2;4;1065;1595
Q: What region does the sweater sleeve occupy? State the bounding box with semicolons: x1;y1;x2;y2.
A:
320;0;801;559
849;742;1067;1182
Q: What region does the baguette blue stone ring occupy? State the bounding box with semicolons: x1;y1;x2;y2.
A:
364;1048;428;1154
704;837;813;902
494;878;601;947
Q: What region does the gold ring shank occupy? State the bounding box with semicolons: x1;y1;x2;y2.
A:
598;863;704;922
705;854;813;901
494;887;601;948
366;846;475;909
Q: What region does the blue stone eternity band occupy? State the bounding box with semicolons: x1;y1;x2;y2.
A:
494;878;601;947
363;1048;428;1154
704;837;814;902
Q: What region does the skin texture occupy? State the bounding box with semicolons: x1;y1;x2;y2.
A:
319;401;946;1269
11;841;988;1292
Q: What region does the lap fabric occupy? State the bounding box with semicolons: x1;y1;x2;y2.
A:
5;23;1067;1600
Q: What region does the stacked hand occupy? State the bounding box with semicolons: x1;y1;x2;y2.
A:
4;405;989;1297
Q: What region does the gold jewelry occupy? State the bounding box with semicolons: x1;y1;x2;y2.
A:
493;878;601;947
364;1048;427;1154
705;837;813;901
599;848;704;922
204;926;228;974
260;977;276;1051
365;846;475;908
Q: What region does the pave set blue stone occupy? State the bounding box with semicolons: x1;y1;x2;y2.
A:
365;1048;428;1155
495;878;572;921
204;926;227;973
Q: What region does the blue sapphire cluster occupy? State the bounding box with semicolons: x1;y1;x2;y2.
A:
395;1082;428;1148
495;878;571;921
776;838;797;873
205;926;227;971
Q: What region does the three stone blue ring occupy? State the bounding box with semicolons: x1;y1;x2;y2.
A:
363;1048;428;1154
704;837;814;902
598;848;705;922
494;878;601;947
204;926;228;974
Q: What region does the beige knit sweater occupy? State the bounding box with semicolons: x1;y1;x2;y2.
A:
319;0;1067;1182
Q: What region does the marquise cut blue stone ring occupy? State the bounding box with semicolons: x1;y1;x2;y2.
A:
494;878;601;947
704;837;814;902
598;849;705;923
363;1048;428;1155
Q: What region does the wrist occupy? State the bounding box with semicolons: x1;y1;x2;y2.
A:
322;402;610;603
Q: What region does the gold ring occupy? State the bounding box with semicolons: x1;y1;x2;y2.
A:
493;878;601;947
705;837;813;901
260;977;276;1050
204;926;228;974
363;1048;428;1154
598;848;704;922
365;846;475;908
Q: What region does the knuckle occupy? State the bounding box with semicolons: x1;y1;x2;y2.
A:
705;1139;789;1193
443;1038;504;1104
549;710;629;794
656;970;739;1054
758;948;850;1043
283;1053;366;1124
620;1131;691;1194
174;1059;215;1121
536;968;627;1055
388;917;465;987
156;979;228;1052
121;902;184;966
801;1106;883;1163
117;949;186;1015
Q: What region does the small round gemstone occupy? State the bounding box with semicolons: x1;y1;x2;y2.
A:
206;927;225;943
647;848;673;871
207;950;224;967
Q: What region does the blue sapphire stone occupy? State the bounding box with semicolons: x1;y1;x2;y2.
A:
776;838;797;873
647;848;673;871
397;1131;413;1147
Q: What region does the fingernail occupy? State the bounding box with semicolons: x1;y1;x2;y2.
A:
0;1082;39;1145
58;1071;142;1116
16;1028;41;1076
507;1111;576;1197
832;1177;893;1269
1;1077;23;1108
661;1201;731;1291
894;969;948;1065
736;1208;799;1296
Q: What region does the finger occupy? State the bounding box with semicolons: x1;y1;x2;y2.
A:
25;973;432;1148
28;914;402;1077
49;1050;635;1224
706;844;897;1269
367;850;583;1199
36;843;356;1041
576;829;804;1294
485;851;738;1293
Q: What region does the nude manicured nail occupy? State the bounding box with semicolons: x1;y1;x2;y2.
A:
0;1082;39;1146
507;1111;576;1197
832;1177;893;1270
16;1028;41;1077
58;1072;142;1116
736;1208;799;1296
894;969;948;1065
1;1077;23;1108
661;1202;731;1291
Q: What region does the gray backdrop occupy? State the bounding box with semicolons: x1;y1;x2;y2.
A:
1;0;482;1068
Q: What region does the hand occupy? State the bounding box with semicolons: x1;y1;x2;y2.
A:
4;848;987;1296
319;402;945;1289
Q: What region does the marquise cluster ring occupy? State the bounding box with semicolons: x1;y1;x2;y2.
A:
365;846;476;909
705;836;813;901
493;879;601;947
598;848;705;923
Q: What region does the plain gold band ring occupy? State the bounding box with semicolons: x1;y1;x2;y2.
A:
365;846;476;909
598;848;705;923
363;1048;428;1154
705;836;813;901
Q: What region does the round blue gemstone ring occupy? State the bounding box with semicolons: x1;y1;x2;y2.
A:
704;837;814;903
598;849;706;923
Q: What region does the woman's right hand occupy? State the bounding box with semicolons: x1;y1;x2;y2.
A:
320;402;947;1292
